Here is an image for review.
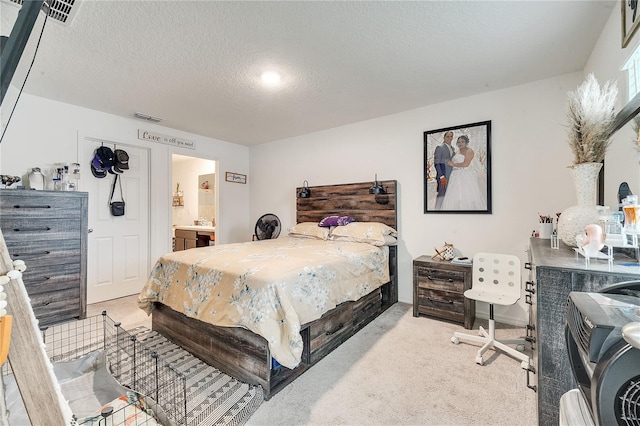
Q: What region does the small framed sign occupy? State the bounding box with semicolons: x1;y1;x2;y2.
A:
225;172;247;184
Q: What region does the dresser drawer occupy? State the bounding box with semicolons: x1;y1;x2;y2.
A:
32;289;81;326
415;266;465;293
5;239;81;266
22;263;81;295
0;217;82;242
416;287;465;322
0;193;83;218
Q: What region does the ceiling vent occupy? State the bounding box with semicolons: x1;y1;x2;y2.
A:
7;0;79;25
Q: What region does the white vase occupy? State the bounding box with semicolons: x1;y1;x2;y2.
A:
28;167;44;190
557;162;602;247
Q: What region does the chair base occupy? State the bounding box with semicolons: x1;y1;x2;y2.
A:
451;319;529;369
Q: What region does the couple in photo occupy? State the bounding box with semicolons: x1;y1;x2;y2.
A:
434;131;486;211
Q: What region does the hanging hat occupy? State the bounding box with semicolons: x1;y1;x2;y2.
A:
113;149;129;172
96;146;115;170
90;146;114;178
91;162;107;178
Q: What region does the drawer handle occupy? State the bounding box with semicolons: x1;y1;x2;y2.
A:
13;227;51;232
427;275;453;283
524;262;532;270
526;365;537;392
13;205;51;209
325;322;344;336
11;250;51;257
35;277;51;284
525;281;535;294
525;324;536;344
427;297;453;304
525;294;532;305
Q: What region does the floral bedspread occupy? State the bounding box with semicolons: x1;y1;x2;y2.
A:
138;237;389;368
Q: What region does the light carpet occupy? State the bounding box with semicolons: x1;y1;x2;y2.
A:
247;302;537;426
130;327;264;426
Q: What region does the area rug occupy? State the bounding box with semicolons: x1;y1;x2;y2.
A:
129;327;264;426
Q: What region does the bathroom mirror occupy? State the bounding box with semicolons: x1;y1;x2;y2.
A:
198;173;215;224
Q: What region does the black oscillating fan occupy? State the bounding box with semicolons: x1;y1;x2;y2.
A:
254;214;281;240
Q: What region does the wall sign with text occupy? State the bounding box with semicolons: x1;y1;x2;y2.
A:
225;172;247;184
138;130;196;150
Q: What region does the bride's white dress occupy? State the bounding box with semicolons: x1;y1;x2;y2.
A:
440;153;486;210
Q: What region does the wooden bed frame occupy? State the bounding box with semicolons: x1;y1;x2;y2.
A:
151;180;398;399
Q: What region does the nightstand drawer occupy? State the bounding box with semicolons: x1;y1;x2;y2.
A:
415;266;464;292
416;287;465;323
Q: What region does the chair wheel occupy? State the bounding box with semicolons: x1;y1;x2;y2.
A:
516;344;525;352
475;356;484;365
451;337;459;345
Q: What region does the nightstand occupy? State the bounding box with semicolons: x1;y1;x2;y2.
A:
413;255;475;329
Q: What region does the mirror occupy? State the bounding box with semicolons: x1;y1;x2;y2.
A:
605;92;640;209
198;173;215;225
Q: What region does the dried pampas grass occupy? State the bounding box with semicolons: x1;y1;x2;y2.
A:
566;73;618;164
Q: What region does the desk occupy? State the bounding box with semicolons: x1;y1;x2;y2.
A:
527;238;640;425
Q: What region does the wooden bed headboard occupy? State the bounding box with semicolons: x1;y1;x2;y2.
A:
295;180;397;230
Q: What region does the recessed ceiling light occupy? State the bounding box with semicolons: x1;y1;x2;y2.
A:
260;71;282;87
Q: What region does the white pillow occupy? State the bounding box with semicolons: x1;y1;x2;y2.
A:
288;222;330;240
329;222;397;246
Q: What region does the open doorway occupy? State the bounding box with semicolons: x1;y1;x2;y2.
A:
171;154;217;250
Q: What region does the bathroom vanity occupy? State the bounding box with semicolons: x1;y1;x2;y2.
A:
173;225;215;251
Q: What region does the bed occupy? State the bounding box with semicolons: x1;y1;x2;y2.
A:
139;180;398;399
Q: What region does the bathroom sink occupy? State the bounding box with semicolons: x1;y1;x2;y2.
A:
173;225;215;232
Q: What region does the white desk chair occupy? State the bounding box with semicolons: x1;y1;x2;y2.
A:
451;252;529;369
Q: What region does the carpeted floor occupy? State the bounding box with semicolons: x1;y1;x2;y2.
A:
89;296;537;425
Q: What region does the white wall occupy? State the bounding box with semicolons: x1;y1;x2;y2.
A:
585;7;640;208
250;72;582;325
0;94;251;265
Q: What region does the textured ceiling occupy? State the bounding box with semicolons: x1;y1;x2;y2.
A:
1;0;616;146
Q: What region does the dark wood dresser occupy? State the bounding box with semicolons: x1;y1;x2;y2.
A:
0;190;88;326
526;238;640;425
413;255;475;329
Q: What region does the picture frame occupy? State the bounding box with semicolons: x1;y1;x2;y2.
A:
424;120;492;214
225;172;247;184
622;0;640;48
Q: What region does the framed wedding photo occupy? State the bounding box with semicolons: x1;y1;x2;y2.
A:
622;0;640;48
423;120;492;214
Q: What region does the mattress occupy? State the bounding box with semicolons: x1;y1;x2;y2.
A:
138;236;389;368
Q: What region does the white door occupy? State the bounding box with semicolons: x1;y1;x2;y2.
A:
83;139;150;303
